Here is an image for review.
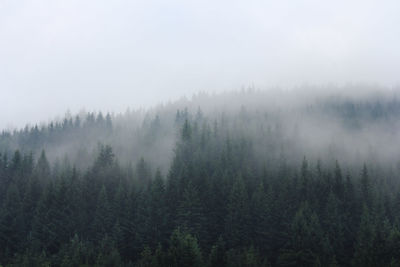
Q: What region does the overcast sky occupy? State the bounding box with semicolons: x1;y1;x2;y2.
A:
1;0;399;129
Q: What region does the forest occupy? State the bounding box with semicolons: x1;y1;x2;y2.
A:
1;89;400;266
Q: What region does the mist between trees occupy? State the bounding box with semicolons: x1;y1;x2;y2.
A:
3;87;400;172
1;87;400;266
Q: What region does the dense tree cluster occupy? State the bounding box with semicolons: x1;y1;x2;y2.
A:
1;113;400;266
1;90;400;266
2;89;400;172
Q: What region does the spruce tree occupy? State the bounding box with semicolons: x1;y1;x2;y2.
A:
225;174;250;249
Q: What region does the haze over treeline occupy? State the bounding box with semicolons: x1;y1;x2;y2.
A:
2;87;400;265
2;0;400;265
1;87;400;172
1;0;400;130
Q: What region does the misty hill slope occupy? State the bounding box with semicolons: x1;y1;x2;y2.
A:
2;88;400;266
1;88;400;172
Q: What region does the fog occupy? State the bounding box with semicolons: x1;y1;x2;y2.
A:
3;3;400;262
1;0;400;129
0;87;398;177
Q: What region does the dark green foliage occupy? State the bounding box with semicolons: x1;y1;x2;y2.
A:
165;229;204;267
178;181;205;239
0;184;24;258
146;170;168;247
209;237;227;267
36;150;50;181
1;103;400;267
225;174;250;249
92;185;113;242
136;157;151;183
280;202;324;266
95;145;115;168
360;163;373;208
352;205;375;266
250;182;271;251
226;246;270;267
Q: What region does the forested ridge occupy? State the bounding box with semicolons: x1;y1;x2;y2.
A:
1;90;400;266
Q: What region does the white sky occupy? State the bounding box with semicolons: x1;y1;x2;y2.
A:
1;0;399;129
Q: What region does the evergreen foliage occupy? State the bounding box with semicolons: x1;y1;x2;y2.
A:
1;92;400;266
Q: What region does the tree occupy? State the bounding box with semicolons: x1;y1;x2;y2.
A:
333;161;344;200
299;157;309;201
31;182;59;253
0;184;24;259
95;144;114;168
352;205;376;267
225;174;250;248
35;150;51;184
278;202;324;266
92;185;113;243
250;182;271;251
147;170;168;246
178;181;205;239
181;119;192;142
137;157;151;183
166;229;204;267
361;163;372;208
209;237;227;267
323;192;344;264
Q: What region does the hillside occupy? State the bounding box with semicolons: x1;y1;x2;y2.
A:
1;88;400;266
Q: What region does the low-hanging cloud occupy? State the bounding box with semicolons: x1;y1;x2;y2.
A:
1;0;400;129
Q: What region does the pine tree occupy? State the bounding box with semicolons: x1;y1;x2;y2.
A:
250;182;270;251
166;229;204;267
137;157;151;184
147;169;168;246
242;246;270;267
333;161;344;200
209;237;227;267
0;184;24;259
92;185;113;243
31;182;58;253
225;174;250;248
22;172;42;236
181;119;192;142
361;163;372;208
352;205;376;267
279;202;324;266
178;180;205;239
323;192;344;264
299;157;309;201
35;150;51;182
